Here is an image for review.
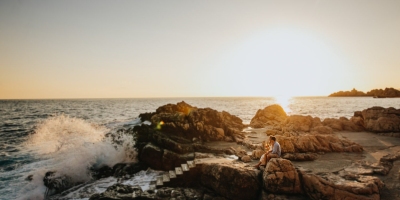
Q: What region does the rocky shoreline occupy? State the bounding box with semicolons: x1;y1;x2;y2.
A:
44;101;400;200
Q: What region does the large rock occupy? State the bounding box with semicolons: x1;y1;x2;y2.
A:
275;134;363;154
200;163;261;200
250;104;287;128
263;158;303;194
141;101;245;141
360;107;400;133
300;171;384;200
322;117;365;132
43;171;75;196
133;101;247;170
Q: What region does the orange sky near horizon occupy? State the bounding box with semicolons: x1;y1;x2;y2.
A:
1;0;400;99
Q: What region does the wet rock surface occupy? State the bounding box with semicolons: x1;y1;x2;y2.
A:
89;184;224;200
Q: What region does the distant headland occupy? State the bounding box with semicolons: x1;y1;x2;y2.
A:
329;87;400;98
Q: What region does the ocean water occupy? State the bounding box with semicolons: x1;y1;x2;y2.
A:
0;97;399;200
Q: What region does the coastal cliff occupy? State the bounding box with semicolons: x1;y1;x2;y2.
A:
329;87;400;98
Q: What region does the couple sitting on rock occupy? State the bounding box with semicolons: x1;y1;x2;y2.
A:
254;136;281;169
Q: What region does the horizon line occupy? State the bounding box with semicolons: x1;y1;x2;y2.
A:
0;95;355;100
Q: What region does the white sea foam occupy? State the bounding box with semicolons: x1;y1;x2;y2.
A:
19;114;136;200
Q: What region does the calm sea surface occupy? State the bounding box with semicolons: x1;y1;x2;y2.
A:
0;97;399;199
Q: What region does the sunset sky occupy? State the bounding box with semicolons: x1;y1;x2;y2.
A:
1;0;399;99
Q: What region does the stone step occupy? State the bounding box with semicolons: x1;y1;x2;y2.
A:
162;173;170;182
181;164;189;172
175;167;183;175
187;160;195;168
156;176;163;186
169;170;177;178
148;182;156;191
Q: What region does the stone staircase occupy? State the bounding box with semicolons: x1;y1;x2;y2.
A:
147;160;197;191
143;157;236;191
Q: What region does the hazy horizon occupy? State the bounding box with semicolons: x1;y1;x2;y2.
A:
1;0;400;99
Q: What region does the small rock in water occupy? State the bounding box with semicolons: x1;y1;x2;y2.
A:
25;175;33;181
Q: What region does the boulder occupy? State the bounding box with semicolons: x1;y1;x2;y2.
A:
43;171;75;196
200;163;261;200
133;102;247;170
250;104;287;128
274;134;363;155
282;115;315;132
142;101;245;141
263;158;303;194
361;107;400;133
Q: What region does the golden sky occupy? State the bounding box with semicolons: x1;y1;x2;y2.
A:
1;0;399;99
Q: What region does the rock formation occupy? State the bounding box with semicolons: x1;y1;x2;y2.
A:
133;101;246;170
46;102;400;200
200;163;261;200
360;106;400;133
250;104;287;128
263;158;302;194
250;105;364;132
89;184;223;200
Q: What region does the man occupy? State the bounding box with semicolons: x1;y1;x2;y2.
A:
254;136;281;169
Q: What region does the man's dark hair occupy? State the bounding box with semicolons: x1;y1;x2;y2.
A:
270;136;276;141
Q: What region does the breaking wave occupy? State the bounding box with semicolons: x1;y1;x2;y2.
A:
18;114;136;200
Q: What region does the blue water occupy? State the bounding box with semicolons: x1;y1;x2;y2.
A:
0;97;399;199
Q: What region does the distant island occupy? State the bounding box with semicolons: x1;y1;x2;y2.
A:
329;87;400;98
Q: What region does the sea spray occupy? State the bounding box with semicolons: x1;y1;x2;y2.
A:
20;114;136;199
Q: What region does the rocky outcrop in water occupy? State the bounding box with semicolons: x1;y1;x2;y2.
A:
133;101;246;170
250;105;365;133
359;106;400;133
329;87;400;97
43;172;75;196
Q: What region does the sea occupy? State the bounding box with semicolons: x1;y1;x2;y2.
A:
0;97;399;200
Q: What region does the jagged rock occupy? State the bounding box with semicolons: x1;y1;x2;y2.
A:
140;101;245;142
200;163;261;200
282;115;319;132
322;117;364;132
275;134;363;154
43;171;75;196
360;107;400;133
300;171;384;200
263;158;303;194
133;102;247;170
112;162;149;177
250;104;287;128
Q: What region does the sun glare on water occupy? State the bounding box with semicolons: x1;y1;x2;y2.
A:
274;95;293;114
